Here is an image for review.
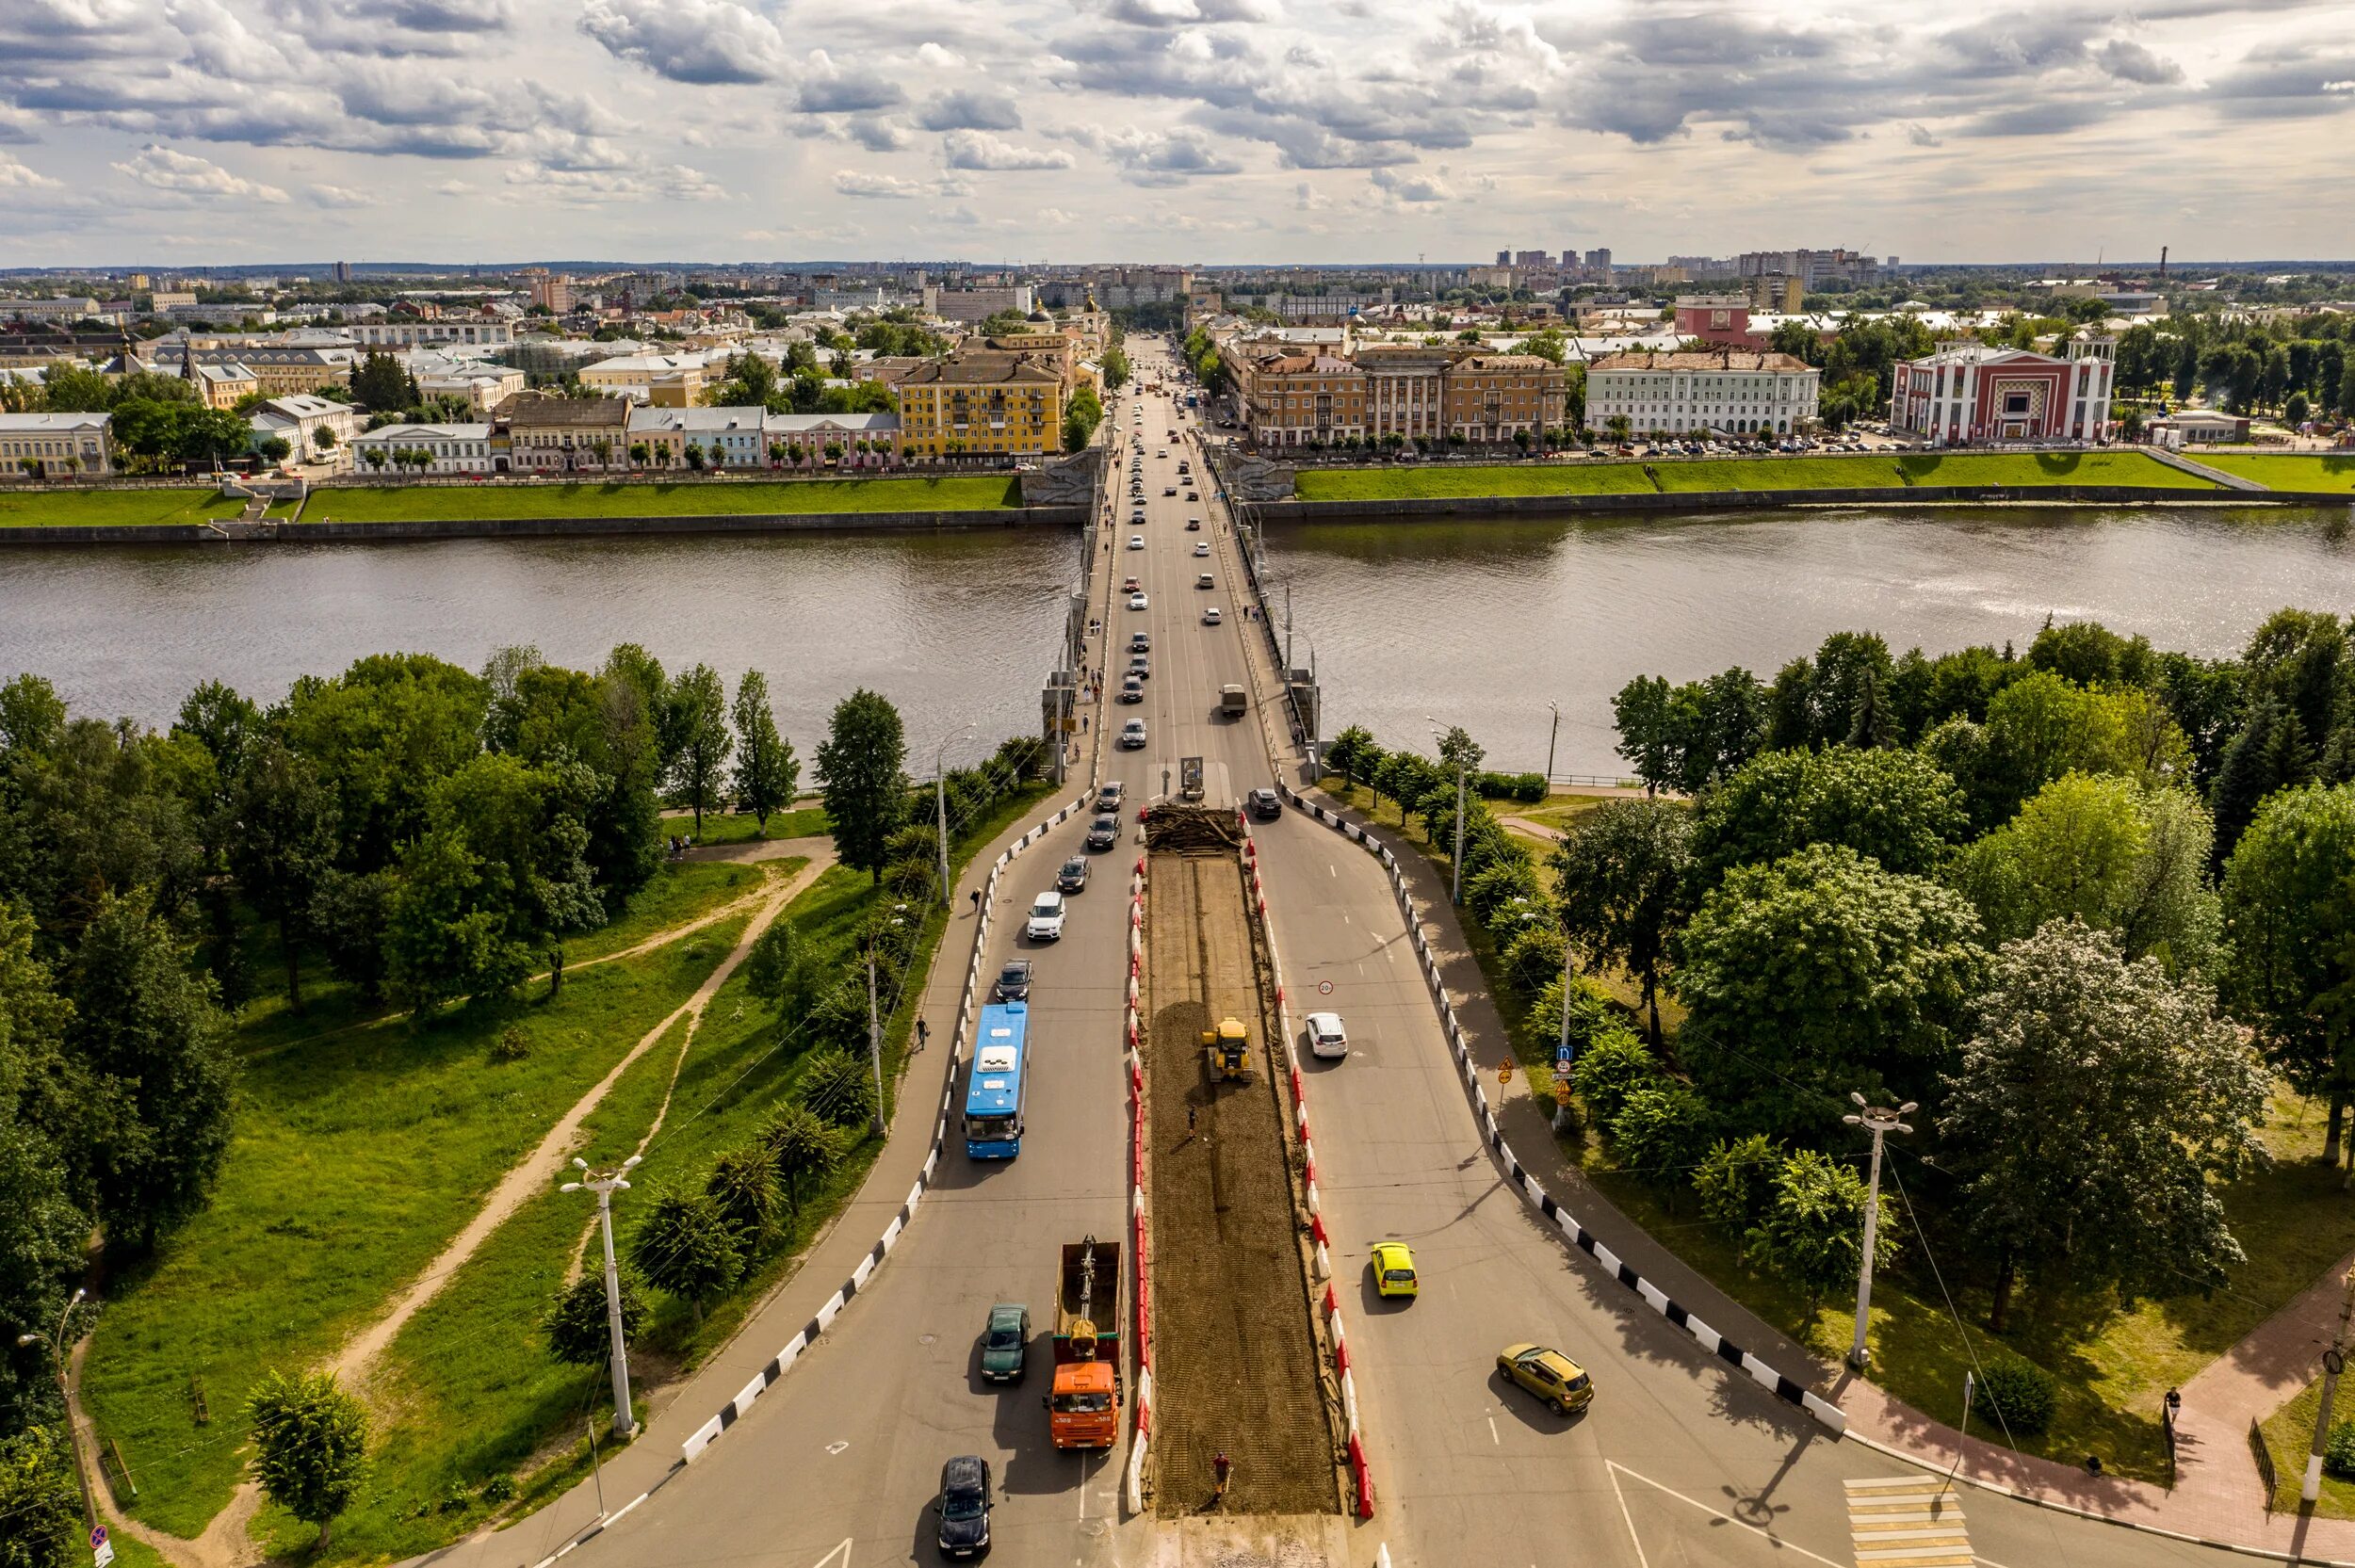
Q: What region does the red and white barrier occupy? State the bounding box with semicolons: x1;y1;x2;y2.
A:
1124;863;1154;1512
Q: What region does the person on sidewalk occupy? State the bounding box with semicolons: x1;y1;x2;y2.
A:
1212;1450;1231;1505
915;1017;929;1052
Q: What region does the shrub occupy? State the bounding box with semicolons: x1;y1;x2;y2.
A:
1975;1360;2056;1436
492;1026;530;1061
1608;1083;1712;1184
705;1140;783;1242
797;1045;877;1129
479;1474;517;1505
1474;771;1547;803
1742;1148;1892;1313
542;1270;647;1366
2326;1419;2355;1480
1569;1027;1658;1126
628;1188;745;1324
1466;856;1540;927
1502;925;1567;996
1694;1133;1784;1240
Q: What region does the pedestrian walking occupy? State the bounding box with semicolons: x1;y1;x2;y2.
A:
970;889;983;915
1212;1450;1231;1503
916;1017;930;1052
1186;1105;1197;1140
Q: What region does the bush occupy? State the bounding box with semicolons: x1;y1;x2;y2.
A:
797;1045;877;1129
1465;857;1539;927
2326;1419;2355;1480
1975;1359;2056;1436
492;1025;530;1061
1569;1026;1658;1126
1608;1083;1712;1183
1694;1133;1783;1240
1502;925;1567;996
542;1269;646;1366
1476;770;1549;803
479;1474;517;1505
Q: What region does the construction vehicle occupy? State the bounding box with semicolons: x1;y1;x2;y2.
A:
1179;755;1204;801
1047;1237;1122;1449
1202;1015;1251;1081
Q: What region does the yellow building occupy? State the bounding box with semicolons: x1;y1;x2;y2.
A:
896;353;1065;461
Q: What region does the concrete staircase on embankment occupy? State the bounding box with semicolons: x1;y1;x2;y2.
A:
2146;448;2269;490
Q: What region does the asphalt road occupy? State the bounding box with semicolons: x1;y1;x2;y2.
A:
480;345;2252;1568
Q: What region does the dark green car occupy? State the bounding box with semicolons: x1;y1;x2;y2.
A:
981;1303;1030;1383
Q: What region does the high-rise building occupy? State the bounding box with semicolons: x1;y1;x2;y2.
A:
333;260;351;283
1584;249;1613;278
1514;250;1553;268
1496;250;1512;267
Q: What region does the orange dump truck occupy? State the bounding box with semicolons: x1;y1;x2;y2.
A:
1047;1236;1123;1449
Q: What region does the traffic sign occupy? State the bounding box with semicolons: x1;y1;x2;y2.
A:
1554;1080;1572;1106
1317;980;1333;995
94;1544;114;1568
1499;1060;1513;1085
89;1528;107;1551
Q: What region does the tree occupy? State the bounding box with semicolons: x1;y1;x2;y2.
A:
1674;845;1985;1137
245;1370;368;1550
254;434;292;465
759;1102;842;1213
1744;1149;1899;1317
543;1270;646;1367
2222;784;2355;1164
67;891;235;1247
816;688;908;884
228;740;340;1009
382;831;513;1018
1694;1133;1784;1242
1694;746;1966;882
0;1425;84;1567
729;671;798;832
1608;1082;1713;1188
706;1140;783;1242
1941;920;2266;1329
1552;799;1694;1045
349;351;418;412
665;664;732;835
1611;675;1676;793
629;1188;743;1325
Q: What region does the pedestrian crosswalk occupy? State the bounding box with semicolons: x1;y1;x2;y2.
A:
1844;1474;1974;1567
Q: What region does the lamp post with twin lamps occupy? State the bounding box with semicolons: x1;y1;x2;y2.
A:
560;1156;640;1439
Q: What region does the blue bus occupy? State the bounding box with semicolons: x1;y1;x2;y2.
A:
965;1003;1029;1158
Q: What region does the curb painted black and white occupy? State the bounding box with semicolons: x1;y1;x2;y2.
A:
1276;784;1847;1439
675;791;1094;1465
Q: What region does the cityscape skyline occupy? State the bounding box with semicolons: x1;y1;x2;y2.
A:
3;0;2351;266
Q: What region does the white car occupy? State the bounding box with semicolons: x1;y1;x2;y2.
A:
1129;534;1145;550
1128;591;1149;610
1025;890;1066;942
1194;542;1210;557
1306;1011;1349;1060
1202;606;1223;625
1119;718;1147;750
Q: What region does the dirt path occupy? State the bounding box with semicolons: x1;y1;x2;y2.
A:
681;832;829;865
77;851;836;1568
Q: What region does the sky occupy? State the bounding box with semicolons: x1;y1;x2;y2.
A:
2;0;2351;268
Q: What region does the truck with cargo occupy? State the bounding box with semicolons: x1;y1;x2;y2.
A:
1046;1236;1123;1449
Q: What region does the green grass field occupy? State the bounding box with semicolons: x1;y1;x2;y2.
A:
1892;450;2217;489
80;922;745;1539
1293;463;1657;501
0;487;290;527
2199;453;2355;493
674;806;833;846
298;477;1023;523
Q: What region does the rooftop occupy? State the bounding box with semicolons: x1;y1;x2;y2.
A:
1588;350;1815;372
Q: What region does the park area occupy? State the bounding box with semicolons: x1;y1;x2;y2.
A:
2198;453;2355;493
0;486;296;526
1293;450;2220;503
296;476;1023;521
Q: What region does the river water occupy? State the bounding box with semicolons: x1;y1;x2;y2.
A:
5;504;2351;776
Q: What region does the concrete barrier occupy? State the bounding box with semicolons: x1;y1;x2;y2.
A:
1252;485;2354;524
0;505;1087;546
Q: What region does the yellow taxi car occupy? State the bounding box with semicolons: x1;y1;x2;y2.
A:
1371;1242;1419;1299
1497;1343;1593;1414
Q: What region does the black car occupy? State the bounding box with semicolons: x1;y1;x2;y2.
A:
935;1455;992;1559
1085;814;1120;851
1057;856;1091;893
993;959;1032;1002
1248;787;1282;820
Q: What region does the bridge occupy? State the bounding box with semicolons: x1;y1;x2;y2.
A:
403;340;2238;1568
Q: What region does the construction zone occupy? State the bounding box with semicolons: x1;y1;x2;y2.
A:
1139;804;1345;1521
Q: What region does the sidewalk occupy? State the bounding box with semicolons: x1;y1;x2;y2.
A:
1302;783;2355;1565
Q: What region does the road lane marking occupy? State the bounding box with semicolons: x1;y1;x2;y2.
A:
1486;1415;1500;1445
1607;1463;1654;1568
1843;1476;1973;1568
1609;1460;1845;1568
809;1543;853;1568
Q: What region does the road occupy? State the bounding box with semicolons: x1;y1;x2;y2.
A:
464;342;2252;1568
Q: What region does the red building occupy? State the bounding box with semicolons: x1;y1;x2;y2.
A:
1889;338;2116;445
1673;295;1753;347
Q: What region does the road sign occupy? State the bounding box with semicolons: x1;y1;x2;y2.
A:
89;1528;107;1551
1318;980;1333;995
1499;1061;1513;1085
94;1544;114;1568
1554;1080;1572;1106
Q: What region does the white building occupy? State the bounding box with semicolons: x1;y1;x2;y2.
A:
249;395;360;470
0;411;114;477
349;318;515;348
1583;349;1820;436
920;284;1033;323
349;422;495;474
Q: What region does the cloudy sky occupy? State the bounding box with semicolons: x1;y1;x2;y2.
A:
2;0;2350;267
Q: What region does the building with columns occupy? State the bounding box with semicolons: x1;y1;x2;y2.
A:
1583;349;1820;437
1889;337;2115;445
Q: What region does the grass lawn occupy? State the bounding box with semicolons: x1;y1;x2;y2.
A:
80;922;746;1540
1316;775;2352;1482
673;806;833;846
246;784;1048;1559
1293;462;1657;502
2261;1378;2355;1520
1499;794;1616;834
298;477;1023;523
0;487;291;527
1892;450;2217;489
2199;454;2355;493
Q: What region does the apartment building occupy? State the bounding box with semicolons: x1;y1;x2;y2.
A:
188;362;261;410
626;404;770;468
172;345;354;396
896;352;1064;460
1889;338;2115;445
0;412;114;476
348;423;495;474
6;298;102;323
1357;345;1455;444
1584;349;1820;436
1235;350;1366;445
921;285;1034;323
1228;342;1567;446
1441;354;1567;442
504;392;632;472
578;351;723;401
765;412;901;468
349;318;515;348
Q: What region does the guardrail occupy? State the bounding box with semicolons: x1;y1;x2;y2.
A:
1277;784;1847;1439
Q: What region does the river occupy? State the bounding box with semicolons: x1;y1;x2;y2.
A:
5;504;2350;777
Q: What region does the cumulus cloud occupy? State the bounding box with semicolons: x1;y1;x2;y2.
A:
844;116;913;152
1099;124;1243;184
579;0;789;84
306;182;369;205
1089;0;1279;24
917;89;1023;132
942;129;1076;170
795;50;907;113
112;144;289;202
1370;164;1451;202
832;168;926;198
0;154;60;189
2095;38;2184;86
509;159;726;202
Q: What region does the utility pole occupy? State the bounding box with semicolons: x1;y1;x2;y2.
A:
2305;1263;2355;1503
560;1157;641;1440
1545;701;1562;786
866;946;886;1140
932;725;970;904
1426;716;1471;906
18;1288;94;1531
1284;581;1293;674
1842;1093;1914;1370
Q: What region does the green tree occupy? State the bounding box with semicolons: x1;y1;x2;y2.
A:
0;1426;88;1568
816;688;908;885
1674;845;1985;1137
1941;920;2267;1329
759;1102;842;1213
1694;1133;1783;1242
349;350;418;412
1552;798;1694;1045
1611;675;1676;793
245;1370;368;1550
228;739;340;1009
1694;746;1966;882
1608;1082;1713;1187
67;891;235;1246
665;664;733;835
2221;784;2355;1164
706;1140;783;1243
1744;1148;1899;1317
543;1270;646;1367
382;830;512;1018
629;1188;743;1325
729;670;798;832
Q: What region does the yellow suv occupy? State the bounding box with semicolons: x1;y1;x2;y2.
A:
1371;1242;1418;1299
1497;1343;1593;1415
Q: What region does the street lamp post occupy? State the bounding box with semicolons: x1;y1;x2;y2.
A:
2303;1264;2355;1502
1841;1093;1914;1370
1545;701;1561;788
863;908;908;1140
18;1287;95;1531
559;1157;641;1440
1425;716;1469;907
932;725;973;905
